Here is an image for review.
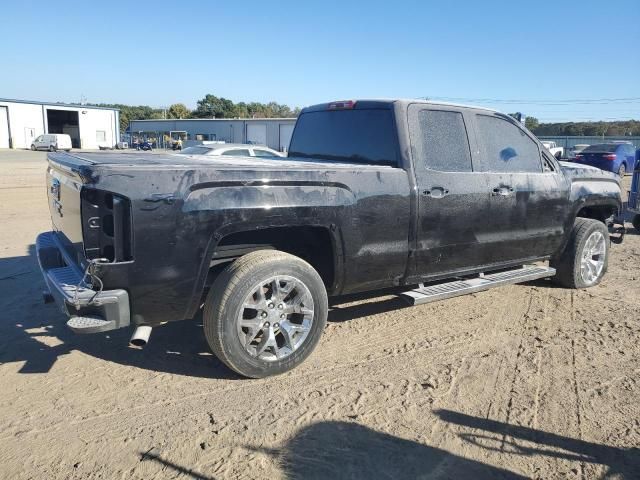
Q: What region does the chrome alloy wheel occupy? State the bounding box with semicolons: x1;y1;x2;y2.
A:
237;275;314;361
580;231;606;285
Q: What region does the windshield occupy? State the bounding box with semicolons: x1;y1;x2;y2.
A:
582;144;619;153
288;109;398;165
180;146;214;155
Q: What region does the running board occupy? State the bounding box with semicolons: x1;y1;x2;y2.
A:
400;265;556;306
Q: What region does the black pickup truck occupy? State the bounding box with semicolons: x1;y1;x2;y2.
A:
37;99;624;378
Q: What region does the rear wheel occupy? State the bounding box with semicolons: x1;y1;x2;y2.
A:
203;250;328;378
618;164;626;178
48;145;55;152
550;218;609;289
632;214;640;233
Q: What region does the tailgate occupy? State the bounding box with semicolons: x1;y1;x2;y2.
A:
47;158;86;266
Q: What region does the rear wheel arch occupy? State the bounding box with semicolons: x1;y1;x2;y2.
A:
208;225;342;295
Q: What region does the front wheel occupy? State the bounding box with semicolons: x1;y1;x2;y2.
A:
632;214;640;233
550;218;609;289
617;164;626;178
30;144;36;151
203;250;328;378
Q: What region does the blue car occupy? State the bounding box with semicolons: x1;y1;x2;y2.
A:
628;148;640;231
574;142;636;177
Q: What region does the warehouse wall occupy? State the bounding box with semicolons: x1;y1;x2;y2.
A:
0;101;120;149
0;102;45;149
129;119;296;151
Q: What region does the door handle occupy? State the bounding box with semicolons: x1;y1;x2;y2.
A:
423;186;449;198
492;186;514;196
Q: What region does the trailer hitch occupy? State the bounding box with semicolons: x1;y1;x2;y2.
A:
608;218;626;245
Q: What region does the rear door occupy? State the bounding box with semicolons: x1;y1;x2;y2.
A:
471;113;569;261
408;104;492;277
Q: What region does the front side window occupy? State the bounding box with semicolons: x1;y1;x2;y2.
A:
475;115;542;173
415;110;472;172
223;149;251;157
253;149;276;157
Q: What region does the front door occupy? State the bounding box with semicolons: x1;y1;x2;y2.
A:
470;113;569;261
25;128;36;148
408;105;492;278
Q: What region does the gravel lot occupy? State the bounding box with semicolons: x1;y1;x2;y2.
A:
0;149;639;479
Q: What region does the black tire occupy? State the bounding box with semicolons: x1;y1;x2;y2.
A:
30;144;36;151
203;250;328;378
48;145;55;152
618;164;626;178
555;152;562;160
632;214;640;233
550;218;609;289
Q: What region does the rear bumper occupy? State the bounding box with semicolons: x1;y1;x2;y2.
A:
36;231;130;333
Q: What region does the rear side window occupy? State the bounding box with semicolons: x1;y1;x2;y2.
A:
288;109;398;165
416;110;472;172
476;115;542;173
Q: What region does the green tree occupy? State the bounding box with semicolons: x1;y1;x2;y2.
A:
524;116;539;132
193;94;236;118
167;103;191;119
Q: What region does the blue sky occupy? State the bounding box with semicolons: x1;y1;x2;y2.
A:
1;0;638;122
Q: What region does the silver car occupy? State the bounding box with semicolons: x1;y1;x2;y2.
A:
177;144;284;158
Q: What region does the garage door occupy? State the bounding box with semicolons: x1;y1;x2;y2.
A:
0;107;9;149
279;124;294;152
246;124;267;146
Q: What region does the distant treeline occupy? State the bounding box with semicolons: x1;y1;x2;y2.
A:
90;94;301;133
512;115;640;137
85;96;640;136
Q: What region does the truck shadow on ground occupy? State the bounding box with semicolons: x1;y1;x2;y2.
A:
0;244;628;380
138;413;639;479
0;247;412;379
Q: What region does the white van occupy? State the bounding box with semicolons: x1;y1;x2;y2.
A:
31;134;72;152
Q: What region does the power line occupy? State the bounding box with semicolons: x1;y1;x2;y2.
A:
427;96;640;105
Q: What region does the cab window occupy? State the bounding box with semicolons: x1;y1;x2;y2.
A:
415;110;472;172
475;115;542;173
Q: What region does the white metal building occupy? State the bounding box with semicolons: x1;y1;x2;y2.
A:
128;118;296;152
0;98;120;149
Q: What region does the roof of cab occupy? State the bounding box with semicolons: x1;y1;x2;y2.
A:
302;98;500;114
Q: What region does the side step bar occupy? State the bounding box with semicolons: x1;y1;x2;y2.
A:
400;265;556;306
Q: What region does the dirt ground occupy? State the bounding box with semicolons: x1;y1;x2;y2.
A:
0;149;638;480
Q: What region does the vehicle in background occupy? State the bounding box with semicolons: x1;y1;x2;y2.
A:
574;142;635;177
567;144;590;161
541;141;564;160
628;149;640;232
30;134;72;152
178;143;284;157
133;140;153;151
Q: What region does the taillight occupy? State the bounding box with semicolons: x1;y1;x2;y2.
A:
81;188;133;262
602;154;616;161
328;100;356;110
